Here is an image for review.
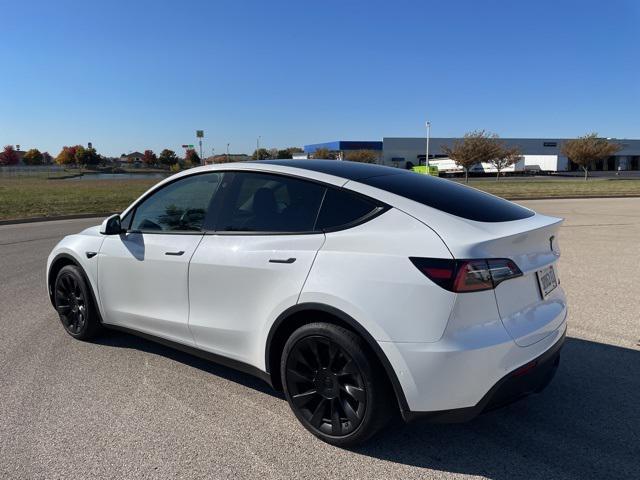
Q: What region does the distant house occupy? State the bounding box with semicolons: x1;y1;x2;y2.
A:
120;152;144;164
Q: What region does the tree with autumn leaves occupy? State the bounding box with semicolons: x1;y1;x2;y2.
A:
561;133;621;180
22;149;44;165
184;149;200;166
54;145;100;166
442;131;522;182
0;145;20;165
142;150;157;167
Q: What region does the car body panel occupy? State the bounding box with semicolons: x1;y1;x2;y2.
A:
299;207;456;343
495;277;567;346
379;311;567;412
97;232;204;344
188;233;325;368
46;226;106;307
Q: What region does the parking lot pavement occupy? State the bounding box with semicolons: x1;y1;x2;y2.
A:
1;198;638;480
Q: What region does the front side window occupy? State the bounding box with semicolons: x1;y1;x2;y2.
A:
217;172;325;232
130;173;223;232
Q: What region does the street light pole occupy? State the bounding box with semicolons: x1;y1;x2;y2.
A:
226;143;230;163
425;121;431;175
257;136;261;159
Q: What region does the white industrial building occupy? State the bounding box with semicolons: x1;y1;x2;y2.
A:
382;137;640;173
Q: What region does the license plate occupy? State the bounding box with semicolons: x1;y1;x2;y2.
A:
536;265;558;298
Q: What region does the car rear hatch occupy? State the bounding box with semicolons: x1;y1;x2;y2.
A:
438;212;566;346
343;174;568;347
479;216;566;346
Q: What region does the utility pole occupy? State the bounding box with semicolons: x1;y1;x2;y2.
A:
425;121;431;175
257;136;261;160
196;130;204;165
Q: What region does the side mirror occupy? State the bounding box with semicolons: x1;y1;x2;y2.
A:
100;214;123;235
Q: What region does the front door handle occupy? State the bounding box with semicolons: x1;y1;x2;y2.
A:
165;250;185;256
269;257;296;264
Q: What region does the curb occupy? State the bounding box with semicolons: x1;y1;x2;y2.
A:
0;213;114;226
504;194;640;201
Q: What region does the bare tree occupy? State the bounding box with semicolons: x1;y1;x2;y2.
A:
312;147;337;159
345;149;378;163
441;130;500;183
489;144;522;180
561;133;621;180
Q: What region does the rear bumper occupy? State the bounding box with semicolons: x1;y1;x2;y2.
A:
378;302;567;416
404;329;565;422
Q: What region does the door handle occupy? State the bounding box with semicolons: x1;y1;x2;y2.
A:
269;257;296;264
165;250;185;256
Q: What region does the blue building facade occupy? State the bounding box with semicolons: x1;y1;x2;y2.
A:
304;141;383;154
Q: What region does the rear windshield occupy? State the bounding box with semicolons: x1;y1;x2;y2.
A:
361;173;534;222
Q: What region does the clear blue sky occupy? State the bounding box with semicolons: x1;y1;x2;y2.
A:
1;0;638;157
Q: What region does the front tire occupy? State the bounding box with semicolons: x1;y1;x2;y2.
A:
54;265;101;340
281;322;391;447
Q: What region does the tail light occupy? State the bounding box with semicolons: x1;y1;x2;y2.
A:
410;257;522;293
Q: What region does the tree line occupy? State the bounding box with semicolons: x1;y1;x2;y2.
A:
0;143;205;170
444;131;621;181
138;149;201;170
250;147;379;163
251;147;304;160
0;145;53;166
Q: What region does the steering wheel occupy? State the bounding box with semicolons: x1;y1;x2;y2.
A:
178;208;203;231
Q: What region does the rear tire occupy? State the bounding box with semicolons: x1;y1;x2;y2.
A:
281;322;391;447
53;265;101;340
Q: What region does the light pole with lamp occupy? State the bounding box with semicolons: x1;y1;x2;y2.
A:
425;121;431;175
226;143;230;163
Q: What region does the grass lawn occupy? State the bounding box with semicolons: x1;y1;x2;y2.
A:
1;175;640;221
462;178;640;199
0;177;158;221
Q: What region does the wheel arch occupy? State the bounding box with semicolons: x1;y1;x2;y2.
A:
48;253;103;322
265;302;410;416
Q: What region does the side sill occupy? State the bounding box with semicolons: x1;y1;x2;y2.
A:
103;324;273;387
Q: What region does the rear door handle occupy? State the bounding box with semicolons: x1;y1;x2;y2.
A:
165;250;185;256
269;257;296;264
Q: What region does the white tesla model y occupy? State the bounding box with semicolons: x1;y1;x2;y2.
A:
47;160;567;446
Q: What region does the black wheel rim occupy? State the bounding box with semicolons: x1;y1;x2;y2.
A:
286;335;366;437
54;273;86;335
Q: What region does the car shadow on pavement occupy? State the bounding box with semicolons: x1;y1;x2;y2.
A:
94;332;638;479
353;337;640;480
94;329;284;399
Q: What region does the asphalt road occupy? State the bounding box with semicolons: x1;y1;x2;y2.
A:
1;198;639;480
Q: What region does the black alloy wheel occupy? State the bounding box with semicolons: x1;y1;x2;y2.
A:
286;335;366;436
54;265;100;339
282;323;391;446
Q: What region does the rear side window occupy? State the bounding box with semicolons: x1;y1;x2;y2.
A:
316;188;380;230
217;172;325;232
362;174;534;222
